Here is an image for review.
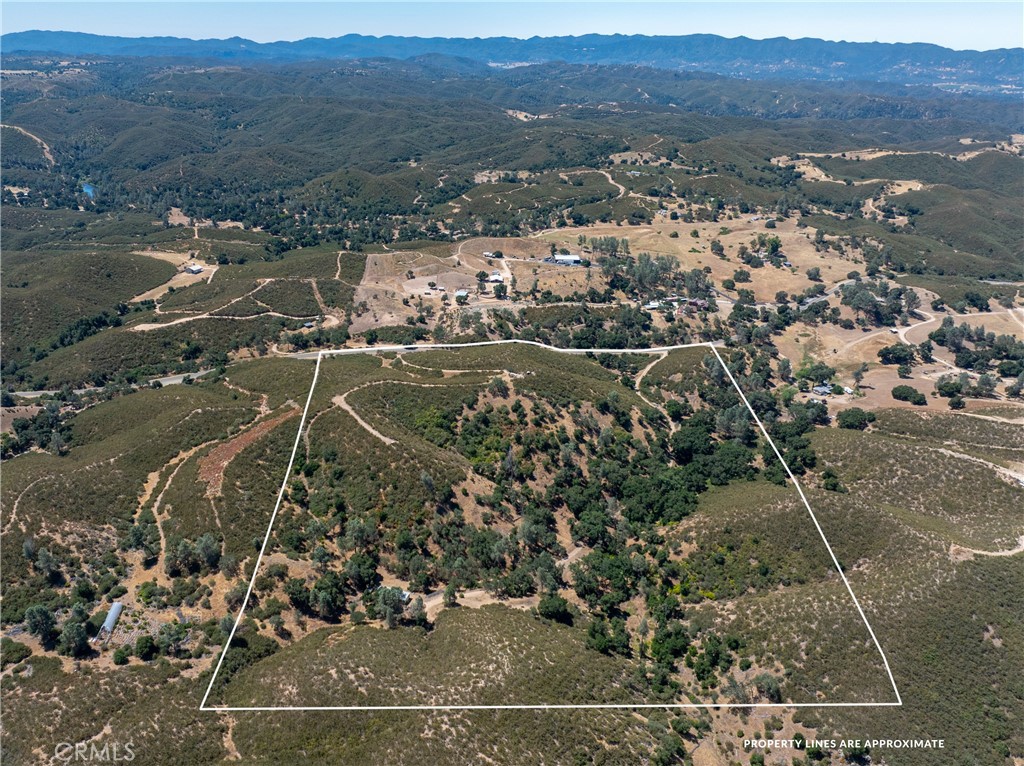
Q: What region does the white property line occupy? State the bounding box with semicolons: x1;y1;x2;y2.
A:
709;345;902;707
201;339;901;711
200;352;323;711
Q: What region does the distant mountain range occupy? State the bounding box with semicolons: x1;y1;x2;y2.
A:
3;31;1022;91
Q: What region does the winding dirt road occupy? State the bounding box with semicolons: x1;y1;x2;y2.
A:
951;535;1024;561
1;123;55;165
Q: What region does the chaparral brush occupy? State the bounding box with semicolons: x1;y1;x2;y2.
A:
1;10;1022;766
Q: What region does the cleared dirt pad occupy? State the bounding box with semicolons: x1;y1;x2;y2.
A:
130;249;216;302
198;408;299;497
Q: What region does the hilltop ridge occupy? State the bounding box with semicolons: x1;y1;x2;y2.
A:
3;30;1022;92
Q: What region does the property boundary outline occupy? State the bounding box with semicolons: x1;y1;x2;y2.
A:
200;339;902;711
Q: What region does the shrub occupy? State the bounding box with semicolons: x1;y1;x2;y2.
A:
0;638;31;670
822;467;846;493
836;408;876;430
135;634;158;661
106;585;128;601
752;673;783;702
537;593;573;625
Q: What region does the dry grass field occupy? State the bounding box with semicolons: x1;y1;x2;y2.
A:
535;217;859;302
130;249;217;302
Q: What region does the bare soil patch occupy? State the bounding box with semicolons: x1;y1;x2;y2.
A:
855;365;952;411
198;408;300;497
503;109;552;121
130;249;216;302
776;323;895;377
1;406;42;433
539;217;859;302
352;246;525;331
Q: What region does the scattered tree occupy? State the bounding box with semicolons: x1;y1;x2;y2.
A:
135;634;158;661
57;621;89;658
443;582;458;608
24;605;56;640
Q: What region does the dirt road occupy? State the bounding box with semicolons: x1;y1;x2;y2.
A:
418;541;586;619
951;535;1024;561
1;123;55;165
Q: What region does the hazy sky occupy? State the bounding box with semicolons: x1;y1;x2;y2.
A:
3;2;1022;51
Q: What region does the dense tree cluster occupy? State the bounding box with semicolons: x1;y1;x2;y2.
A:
839;279;921;327
929;318;1024;374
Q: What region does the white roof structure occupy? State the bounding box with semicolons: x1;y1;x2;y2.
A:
94;602;124;644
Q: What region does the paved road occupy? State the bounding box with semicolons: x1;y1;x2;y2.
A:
798;278;856;309
152;369;214;386
713;277;856;312
309;338;721;360
14;369;214;399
